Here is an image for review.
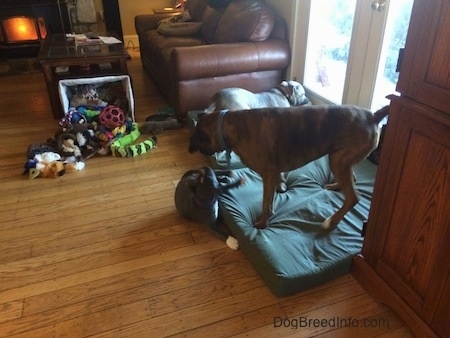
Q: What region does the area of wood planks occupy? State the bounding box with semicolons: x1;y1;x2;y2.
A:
0;49;413;337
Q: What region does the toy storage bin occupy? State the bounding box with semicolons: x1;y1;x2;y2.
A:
58;75;135;121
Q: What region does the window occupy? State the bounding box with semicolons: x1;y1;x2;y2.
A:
304;0;357;104
296;0;414;109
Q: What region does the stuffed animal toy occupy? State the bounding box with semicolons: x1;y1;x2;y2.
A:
59;109;87;130
77;107;101;123
31;151;63;179
139;119;182;134
56;133;82;160
24;139;87;179
35;160;66;178
174;166;244;250
96;81;130;113
26;143;57;159
110;123;157;157
53;123;105;160
62;138;82;158
24;147;61;178
34;159;84;179
69;84;108;109
24;151;84;179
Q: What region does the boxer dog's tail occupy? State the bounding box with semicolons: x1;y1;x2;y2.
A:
373;105;390;124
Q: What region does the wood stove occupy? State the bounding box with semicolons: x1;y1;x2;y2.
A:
0;0;67;59
0;16;48;58
0;0;122;59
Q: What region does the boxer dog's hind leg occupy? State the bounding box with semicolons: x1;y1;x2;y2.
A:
322;153;359;230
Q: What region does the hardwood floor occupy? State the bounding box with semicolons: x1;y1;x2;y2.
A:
0;49;413;337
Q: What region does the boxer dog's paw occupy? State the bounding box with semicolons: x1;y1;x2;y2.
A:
324;182;341;191
254;219;268;229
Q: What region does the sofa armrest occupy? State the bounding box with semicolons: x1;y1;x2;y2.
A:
171;40;291;80
135;14;175;35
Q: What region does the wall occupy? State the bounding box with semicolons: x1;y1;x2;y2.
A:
119;0;172;47
93;0;106;32
266;0;295;29
265;0;309;81
265;0;296;79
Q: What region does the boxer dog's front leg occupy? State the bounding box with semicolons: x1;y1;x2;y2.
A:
254;171;279;229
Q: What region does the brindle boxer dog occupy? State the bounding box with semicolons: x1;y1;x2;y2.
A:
189;104;389;230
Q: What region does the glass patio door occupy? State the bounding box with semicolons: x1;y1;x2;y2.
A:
303;0;358;104
370;0;413;110
302;0;414;109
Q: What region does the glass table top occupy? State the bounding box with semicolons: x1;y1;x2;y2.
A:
38;34;127;60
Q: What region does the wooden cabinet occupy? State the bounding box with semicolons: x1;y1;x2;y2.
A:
352;0;450;337
396;0;450;114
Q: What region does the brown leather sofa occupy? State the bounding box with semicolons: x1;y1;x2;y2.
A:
135;0;291;120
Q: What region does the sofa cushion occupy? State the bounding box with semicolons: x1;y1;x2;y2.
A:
199;6;226;43
207;0;234;8
141;29;204;50
186;0;209;21
214;0;275;43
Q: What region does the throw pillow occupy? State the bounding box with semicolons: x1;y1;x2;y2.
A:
157;22;202;36
157;11;202;37
214;0;275;43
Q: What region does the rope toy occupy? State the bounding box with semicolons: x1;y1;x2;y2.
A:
110;123;157;157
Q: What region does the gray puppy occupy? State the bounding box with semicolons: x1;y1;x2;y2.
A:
174;166;244;250
205;80;309;113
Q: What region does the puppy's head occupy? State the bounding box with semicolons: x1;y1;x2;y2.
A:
188;112;221;156
196;166;221;197
279;80;309;106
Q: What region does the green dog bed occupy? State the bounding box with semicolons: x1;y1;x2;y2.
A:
218;155;376;297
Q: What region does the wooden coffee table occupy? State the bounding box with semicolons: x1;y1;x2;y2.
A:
38;34;129;119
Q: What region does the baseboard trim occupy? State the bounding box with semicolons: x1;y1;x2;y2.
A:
123;35;139;49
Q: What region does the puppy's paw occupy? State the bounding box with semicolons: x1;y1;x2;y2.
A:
226;236;239;250
322;217;338;231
